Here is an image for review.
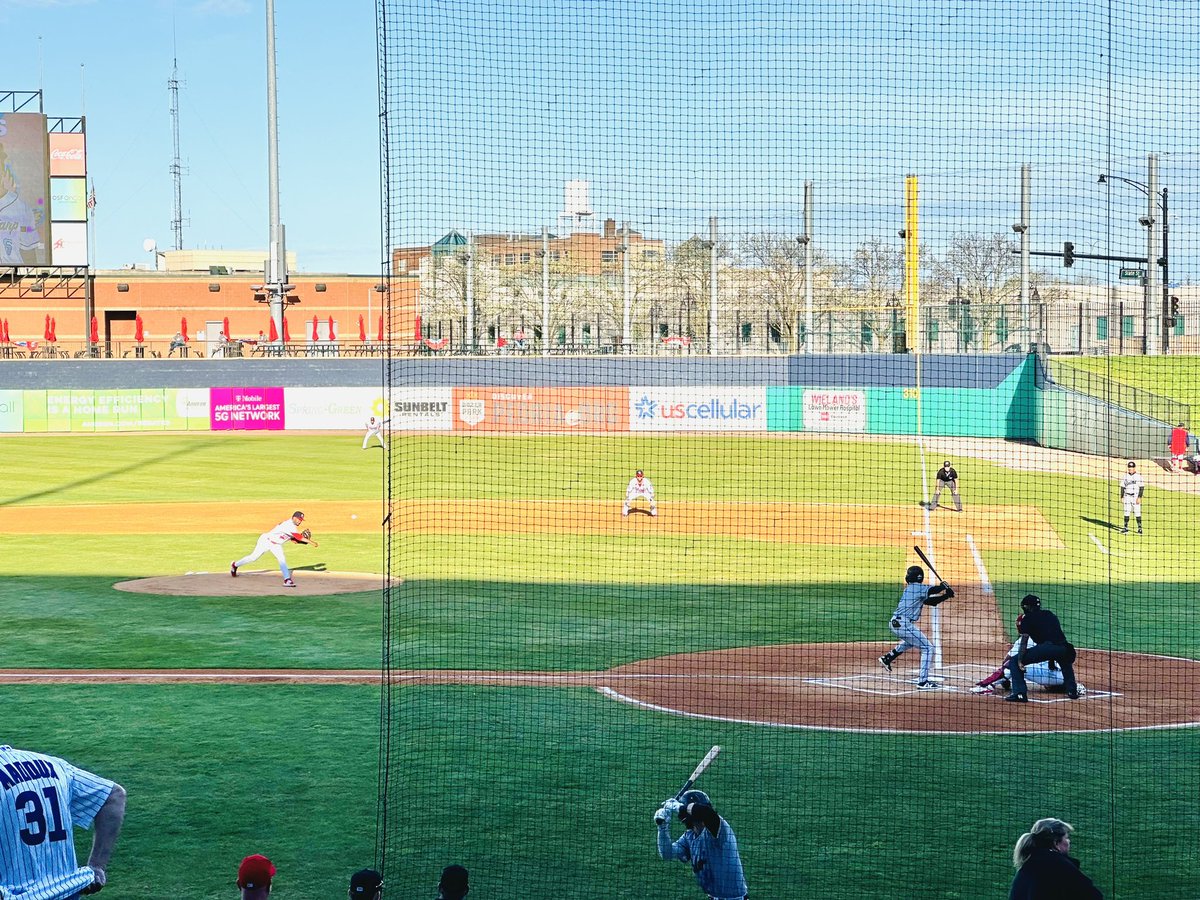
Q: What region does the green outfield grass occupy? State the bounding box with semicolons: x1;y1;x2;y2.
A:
1056;355;1200;408
1;432;1197;897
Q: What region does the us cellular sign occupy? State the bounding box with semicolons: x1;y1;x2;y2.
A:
630;387;766;431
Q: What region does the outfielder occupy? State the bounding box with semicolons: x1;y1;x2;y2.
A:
1119;460;1144;534
0;744;127;898
970;613;1077;695
655;790;747;900
878;564;955;689
231;510;319;587
623;468;657;517
362;415;388;450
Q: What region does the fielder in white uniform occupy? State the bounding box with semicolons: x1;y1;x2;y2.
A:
0;745;126;899
0;146;45;264
1119;460;1145;534
363;415;388;450
623;469;657;517
230;510;318;586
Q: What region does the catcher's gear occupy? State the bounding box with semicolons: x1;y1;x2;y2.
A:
905;565;924;584
1020;593;1042;611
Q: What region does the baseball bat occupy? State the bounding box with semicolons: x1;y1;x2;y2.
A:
674;745;721;800
912;545;946;585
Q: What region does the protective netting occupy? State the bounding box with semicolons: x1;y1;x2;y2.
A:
377;2;1200;896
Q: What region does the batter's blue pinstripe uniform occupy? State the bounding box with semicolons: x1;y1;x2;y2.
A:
0;745;115;900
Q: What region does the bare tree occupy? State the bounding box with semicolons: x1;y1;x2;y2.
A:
933;232;1020;351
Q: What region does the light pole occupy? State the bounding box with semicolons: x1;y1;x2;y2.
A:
1098;155;1169;354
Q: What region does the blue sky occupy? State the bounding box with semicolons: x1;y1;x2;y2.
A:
5;0;1199;279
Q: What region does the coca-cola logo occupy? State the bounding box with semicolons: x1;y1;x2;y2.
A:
50;149;85;160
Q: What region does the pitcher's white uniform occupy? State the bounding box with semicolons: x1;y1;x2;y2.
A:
1120;470;1144;517
0;745;115;900
363;415;387;450
623;470;657;516
232;513;308;584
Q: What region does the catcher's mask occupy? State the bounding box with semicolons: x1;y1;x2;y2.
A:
905;565;925;584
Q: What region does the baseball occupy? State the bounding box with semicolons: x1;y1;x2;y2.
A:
351;514;358;520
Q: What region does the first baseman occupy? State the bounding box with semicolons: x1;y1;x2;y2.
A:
878;564;955;689
363;415;388;450
623;468;657;517
0;744;127;898
656;790;747;900
1119;460;1144;534
231;510;318;587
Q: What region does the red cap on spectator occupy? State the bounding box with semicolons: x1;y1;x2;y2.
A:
238;854;276;889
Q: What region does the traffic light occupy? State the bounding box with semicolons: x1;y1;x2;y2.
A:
1063;242;1075;267
1171;296;1181;319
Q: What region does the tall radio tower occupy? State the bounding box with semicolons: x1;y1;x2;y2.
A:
168;56;186;251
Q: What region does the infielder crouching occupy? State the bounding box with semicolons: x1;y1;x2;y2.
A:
656;790;748;900
363;415;388;450
231;510;318;587
624;468;657;517
878;565;954;689
971;613;1076;695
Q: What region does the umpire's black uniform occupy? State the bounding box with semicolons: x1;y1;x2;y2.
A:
1008;595;1079;700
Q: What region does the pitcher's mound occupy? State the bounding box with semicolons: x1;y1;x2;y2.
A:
114;570;395;597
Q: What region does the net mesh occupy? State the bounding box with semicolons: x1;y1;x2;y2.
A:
377;2;1199;896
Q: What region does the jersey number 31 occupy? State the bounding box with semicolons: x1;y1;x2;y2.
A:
15;786;69;846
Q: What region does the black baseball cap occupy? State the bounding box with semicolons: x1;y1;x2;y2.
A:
292;510;305;519
439;864;469;897
1127;461;1137;468
349;869;383;895
943;460;951;466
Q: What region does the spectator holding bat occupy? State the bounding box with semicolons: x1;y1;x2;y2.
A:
655;790;747;900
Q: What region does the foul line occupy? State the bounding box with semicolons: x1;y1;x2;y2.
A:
1089;533;1109;556
964;534;993;594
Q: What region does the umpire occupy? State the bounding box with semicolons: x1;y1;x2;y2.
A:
1006;594;1080;702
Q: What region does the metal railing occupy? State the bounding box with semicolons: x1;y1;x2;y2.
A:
1049;360;1192;428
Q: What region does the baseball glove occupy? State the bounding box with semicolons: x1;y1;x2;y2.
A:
301;529;312;540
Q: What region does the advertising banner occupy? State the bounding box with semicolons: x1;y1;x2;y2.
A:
166;389;211;430
0;390;21;432
48;133;86;176
452;387;629;432
0;112;50;265
50;177;87;221
629;387;766;431
802;389;867;432
50;221;88;265
389;387;452;430
210;387;285;430
286;387;381;430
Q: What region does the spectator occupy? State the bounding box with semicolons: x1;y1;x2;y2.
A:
1010;818;1102;899
349;867;383;899
168;331;187;356
438;864;470;899
0;744;126;899
237;853;275;899
1169;423;1189;473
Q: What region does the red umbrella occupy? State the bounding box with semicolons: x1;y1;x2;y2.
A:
1;319;8;343
222;317;231;341
268;318;279;342
377;314;384;343
134;314;144;343
43;314;51;341
49;317;57;342
311;315;319;342
283;315;291;343
358;314;366;342
328;315;336;342
89;316;99;343
414;313;422;342
181;317;190;342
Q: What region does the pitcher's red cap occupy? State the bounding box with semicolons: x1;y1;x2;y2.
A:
238;854;276;889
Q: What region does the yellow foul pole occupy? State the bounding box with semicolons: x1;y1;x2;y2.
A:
905;174;921;435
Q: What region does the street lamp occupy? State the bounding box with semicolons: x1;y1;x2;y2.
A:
1098;165;1169;352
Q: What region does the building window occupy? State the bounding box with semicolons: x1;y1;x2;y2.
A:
1122;315;1134;337
1175;316;1185;336
1096;316;1108;340
927;320;939;341
492;255;500;265
520;252;531;264
601;250;618;263
550;251;561;261
996;317;1008;344
504;254;516;265
642;249;659;260
740;322;752;343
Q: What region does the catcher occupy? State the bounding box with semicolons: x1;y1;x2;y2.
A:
970;613;1084;696
230;510;318;588
655;790;748;900
878;564;954;689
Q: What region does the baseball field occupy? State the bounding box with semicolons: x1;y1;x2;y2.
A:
2;429;1198;897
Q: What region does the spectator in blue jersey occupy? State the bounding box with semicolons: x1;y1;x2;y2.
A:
1010;817;1103;899
0;744;126;898
655;790;748;900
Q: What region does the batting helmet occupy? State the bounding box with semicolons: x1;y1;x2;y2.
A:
1020;593;1042;611
678;790;720;836
905;565;925;584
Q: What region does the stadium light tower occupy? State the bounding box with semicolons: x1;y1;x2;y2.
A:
256;0;295;339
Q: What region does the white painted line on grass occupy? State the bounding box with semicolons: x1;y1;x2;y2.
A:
964;534;993;594
1089;533;1109;555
